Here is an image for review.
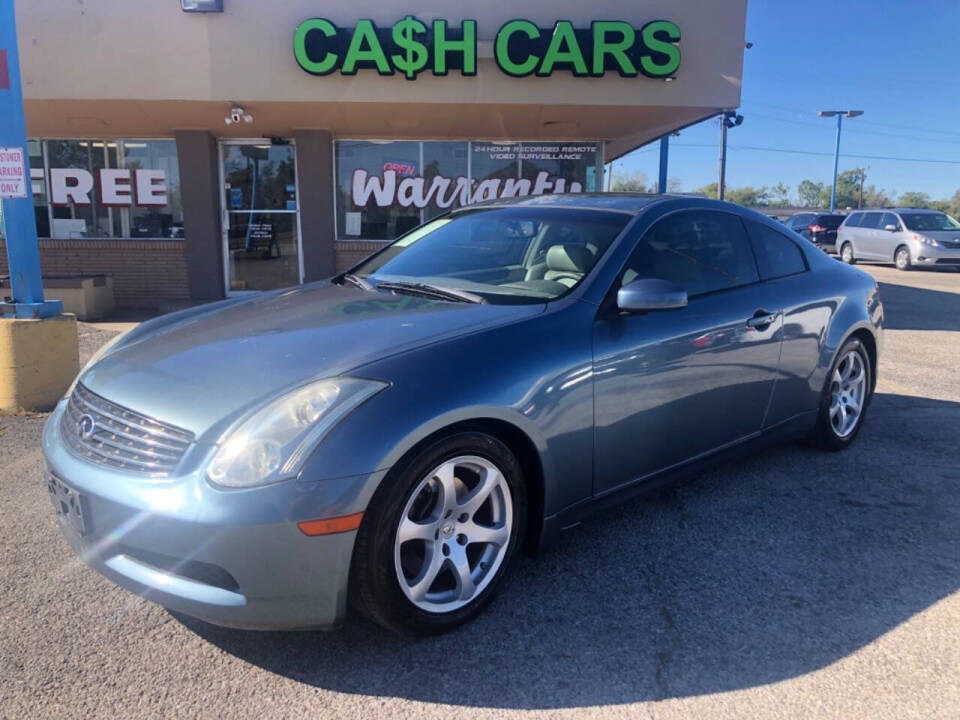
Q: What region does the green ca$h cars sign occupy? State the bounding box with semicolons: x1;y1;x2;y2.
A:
293;17;681;80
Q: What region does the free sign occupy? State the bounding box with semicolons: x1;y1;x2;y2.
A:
30;167;168;207
0;146;28;199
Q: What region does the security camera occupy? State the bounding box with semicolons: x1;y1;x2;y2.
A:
225;105;250;125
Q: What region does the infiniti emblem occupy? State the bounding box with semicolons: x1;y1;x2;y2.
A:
77;414;97;441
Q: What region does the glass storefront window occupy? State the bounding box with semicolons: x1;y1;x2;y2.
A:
25;139;183;240
335;140;602;242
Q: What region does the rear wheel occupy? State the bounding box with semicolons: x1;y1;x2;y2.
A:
895;245;912;271
840;242;856;264
350;432;525;635
809;338;872;451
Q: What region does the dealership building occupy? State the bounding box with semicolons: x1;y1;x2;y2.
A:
1;0;747;309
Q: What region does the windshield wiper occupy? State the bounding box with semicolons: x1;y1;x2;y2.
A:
375;281;485;304
341;273;374;291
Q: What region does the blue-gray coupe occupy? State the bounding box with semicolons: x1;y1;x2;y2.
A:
43;194;883;635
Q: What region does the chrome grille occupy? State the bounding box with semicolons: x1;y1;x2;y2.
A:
60;383;194;475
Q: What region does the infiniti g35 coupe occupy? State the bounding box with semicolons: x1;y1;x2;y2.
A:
43;194;883;635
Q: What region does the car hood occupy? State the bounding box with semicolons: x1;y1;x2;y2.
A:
80;282;543;439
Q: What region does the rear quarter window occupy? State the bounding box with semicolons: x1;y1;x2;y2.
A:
746;220;808;280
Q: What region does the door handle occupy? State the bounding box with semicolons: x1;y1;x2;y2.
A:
746;310;780;329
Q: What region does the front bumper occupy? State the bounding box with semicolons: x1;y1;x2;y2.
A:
42;400;386;630
912;245;960;266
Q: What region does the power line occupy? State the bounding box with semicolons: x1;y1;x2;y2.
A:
670;142;960;165
748;112;960;145
748;101;960;139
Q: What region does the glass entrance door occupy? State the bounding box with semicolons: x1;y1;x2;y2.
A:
220;141;301;292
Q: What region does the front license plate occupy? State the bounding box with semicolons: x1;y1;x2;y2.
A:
47;474;88;536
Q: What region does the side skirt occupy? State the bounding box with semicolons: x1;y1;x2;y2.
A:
536;410;817;552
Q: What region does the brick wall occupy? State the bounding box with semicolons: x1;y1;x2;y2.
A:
334;241;388;273
0;239;190;309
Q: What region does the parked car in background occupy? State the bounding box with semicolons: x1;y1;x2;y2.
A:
43;194;883;636
785;212;846;253
837;208;960;270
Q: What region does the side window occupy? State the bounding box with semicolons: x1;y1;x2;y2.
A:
880;212;901;231
746;220;808;280
860;212;883;229
845;212;863;227
621;210;760;297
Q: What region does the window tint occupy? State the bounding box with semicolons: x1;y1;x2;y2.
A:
621;210;760;297
747;221;807;280
860;213;883;229
844;212;863;227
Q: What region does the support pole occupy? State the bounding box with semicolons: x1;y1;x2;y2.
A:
829;114;842;213
657;136;669;194
718;118;728;201
0;0;61;318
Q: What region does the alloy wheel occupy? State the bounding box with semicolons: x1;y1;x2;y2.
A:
841;244;854;263
394;455;513;613
829;350;867;438
896;247;911;270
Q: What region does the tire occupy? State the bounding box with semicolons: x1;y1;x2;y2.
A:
809;337;873;451
840;242;856;264
350;431;526;635
895;245;912;271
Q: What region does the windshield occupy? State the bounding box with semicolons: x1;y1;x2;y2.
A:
348;207;630;303
899;212;960;232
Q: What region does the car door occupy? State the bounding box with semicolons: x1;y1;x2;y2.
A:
857;212;884;259
744;218;828;424
592;209;783;495
878;212;902;261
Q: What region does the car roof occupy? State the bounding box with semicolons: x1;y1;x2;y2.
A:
859;208;942;214
452;192;683;214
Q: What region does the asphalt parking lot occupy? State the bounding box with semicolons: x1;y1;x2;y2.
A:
1;263;958;719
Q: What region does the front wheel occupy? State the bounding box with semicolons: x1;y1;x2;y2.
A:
895;245;912;271
350;432;526;635
840;242;856;264
809;338;872;451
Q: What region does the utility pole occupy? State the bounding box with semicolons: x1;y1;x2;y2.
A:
717;110;743;201
657;136;669;194
858;168;865;209
818;110;864;212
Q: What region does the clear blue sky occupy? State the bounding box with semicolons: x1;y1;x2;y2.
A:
608;0;960;203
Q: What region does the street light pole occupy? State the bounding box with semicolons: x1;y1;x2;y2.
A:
818;110;864;212
717;110;743;201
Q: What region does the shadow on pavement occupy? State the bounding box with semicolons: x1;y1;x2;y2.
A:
176;391;960;709
877;280;960;331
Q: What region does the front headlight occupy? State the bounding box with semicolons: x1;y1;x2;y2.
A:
914;234;939;247
206;377;387;488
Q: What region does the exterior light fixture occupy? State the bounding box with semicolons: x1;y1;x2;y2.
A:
181;0;223;13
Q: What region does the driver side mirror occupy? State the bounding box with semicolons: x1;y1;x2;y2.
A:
883;224;899;232
617;278;688;313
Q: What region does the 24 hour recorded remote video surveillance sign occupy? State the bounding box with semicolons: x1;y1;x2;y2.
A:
293;17;681;80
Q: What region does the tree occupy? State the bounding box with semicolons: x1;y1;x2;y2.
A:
898;191;931;208
819;169;864;209
611;171;648;193
769;182;790;206
797;180;824;208
862;185;892;208
667;177;683;193
725;185;771;206
699;182;718;199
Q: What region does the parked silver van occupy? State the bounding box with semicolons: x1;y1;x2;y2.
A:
837;208;960;270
